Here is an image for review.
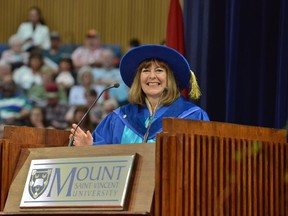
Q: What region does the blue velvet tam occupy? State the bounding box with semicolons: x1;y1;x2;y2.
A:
119;44;191;90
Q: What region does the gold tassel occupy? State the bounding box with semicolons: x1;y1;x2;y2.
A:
189;70;201;100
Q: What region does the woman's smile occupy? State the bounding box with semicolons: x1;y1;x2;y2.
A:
140;61;167;99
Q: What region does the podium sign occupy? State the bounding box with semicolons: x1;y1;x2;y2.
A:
20;155;136;210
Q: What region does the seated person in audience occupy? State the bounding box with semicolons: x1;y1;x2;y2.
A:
0;77;32;126
26;66;55;106
69;105;95;132
127;38;141;51
55;56;75;94
0;34;29;70
70;45;209;145
65;89;102;127
26;106;49;128
92;48;129;105
13;52;44;92
42;31;68;64
100;98;119;121
16;6;51;51
71;29;105;69
92;48;122;86
43;82;69;129
27;67;67;106
84;89;103;126
68;66;105;106
0;63;13;82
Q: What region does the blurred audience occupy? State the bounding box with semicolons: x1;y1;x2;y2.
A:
0;63;13;82
69;105;95;132
26;66;56;106
13;52;44;92
55;56;75;94
127;38;141;50
92;48;129;105
0;19;135;134
92;49;120;86
43;82;69;129
16;6;51;51
26;106;49;128
42;31;68;65
65;88;102;127
71;29;104;69
27;66;67;106
68;66;104;106
84;88;103;126
100;98;119;120
0;78;32;126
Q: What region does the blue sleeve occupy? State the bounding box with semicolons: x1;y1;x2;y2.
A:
91;112;124;145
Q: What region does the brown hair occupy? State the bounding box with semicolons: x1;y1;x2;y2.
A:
128;59;180;106
28;6;46;25
72;105;95;131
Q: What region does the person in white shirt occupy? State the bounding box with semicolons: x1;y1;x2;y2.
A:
55;57;75;92
16;6;51;51
13;52;44;91
68;66;105;106
0;34;29;70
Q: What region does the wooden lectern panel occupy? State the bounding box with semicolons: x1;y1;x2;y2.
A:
155;118;288;216
2;125;70;147
1;126;155;215
0;126;70;211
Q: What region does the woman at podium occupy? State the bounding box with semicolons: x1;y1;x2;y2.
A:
70;45;209;145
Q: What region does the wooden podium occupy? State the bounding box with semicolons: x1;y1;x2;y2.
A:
1;119;287;215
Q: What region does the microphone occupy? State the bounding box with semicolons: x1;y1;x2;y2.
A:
68;83;120;146
143;87;168;143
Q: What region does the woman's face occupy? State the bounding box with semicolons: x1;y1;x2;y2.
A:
30;57;43;71
11;41;22;53
59;61;71;72
81;71;93;85
140;61;167;100
30;108;44;124
28;8;40;24
74;110;85;122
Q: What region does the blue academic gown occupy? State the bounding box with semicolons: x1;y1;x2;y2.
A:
92;96;209;145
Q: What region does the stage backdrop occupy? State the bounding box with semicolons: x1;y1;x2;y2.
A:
184;0;288;130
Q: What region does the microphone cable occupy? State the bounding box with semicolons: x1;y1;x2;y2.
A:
143;87;168;143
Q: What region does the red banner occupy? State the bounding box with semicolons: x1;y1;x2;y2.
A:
166;0;188;97
166;0;185;55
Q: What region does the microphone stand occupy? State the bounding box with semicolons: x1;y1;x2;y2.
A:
68;83;120;146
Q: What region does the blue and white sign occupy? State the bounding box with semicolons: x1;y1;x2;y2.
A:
20;155;136;209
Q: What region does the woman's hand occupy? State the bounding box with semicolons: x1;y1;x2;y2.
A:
69;124;93;146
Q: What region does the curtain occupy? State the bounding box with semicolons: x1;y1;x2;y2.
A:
184;0;288;129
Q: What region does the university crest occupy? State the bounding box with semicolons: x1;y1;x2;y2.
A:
29;169;52;199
